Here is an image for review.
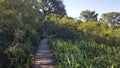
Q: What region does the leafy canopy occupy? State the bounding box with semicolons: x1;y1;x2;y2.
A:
80;10;98;22
37;0;66;17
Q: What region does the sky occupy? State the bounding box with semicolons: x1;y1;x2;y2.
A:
63;0;120;18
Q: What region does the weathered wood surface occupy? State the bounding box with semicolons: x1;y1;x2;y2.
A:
32;39;55;68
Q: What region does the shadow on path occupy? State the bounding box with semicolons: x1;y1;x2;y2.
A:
32;38;55;68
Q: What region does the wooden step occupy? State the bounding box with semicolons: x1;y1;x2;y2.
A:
36;50;52;53
34;59;55;65
32;38;55;68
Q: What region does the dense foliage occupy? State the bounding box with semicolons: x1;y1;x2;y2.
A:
37;0;66;17
0;0;43;68
38;12;120;68
80;10;98;22
47;18;120;68
42;14;81;40
77;22;120;46
101;12;120;24
1;0;120;68
49;38;120;68
43;13;120;68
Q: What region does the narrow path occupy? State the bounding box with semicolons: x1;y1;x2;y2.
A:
32;38;55;68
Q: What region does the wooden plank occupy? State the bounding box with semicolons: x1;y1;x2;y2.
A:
32;38;55;68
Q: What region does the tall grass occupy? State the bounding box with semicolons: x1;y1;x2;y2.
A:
49;38;120;68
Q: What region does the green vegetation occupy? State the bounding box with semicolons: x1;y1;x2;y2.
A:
49;38;120;68
0;0;42;68
41;12;120;68
47;21;120;68
0;0;120;68
38;0;66;17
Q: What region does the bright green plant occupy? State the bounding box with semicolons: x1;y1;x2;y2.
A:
49;38;120;68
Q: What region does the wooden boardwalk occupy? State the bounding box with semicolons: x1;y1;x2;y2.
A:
32;38;55;68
